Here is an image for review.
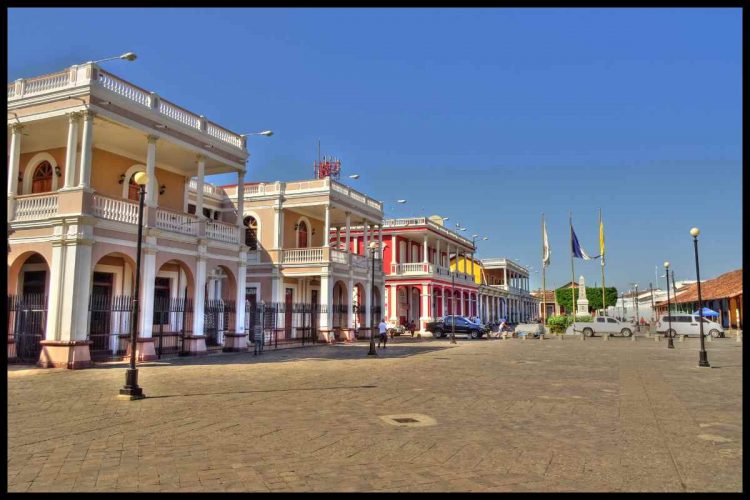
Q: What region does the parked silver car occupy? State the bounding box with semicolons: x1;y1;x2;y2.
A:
656;314;724;338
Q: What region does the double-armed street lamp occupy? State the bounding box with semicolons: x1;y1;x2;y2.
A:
665;261;675;349
89;52;138;64
118;171;148;400
691;228;710;367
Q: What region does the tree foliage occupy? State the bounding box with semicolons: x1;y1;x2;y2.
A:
555;287;618;313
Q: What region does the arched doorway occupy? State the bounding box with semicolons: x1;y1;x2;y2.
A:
151;259;195;357
353;283;366;332
297;220;309;248
410;287;420;325
31;161;54;194
204;265;237;350
127;175;140;201
9;252;50;363
88;252;136;361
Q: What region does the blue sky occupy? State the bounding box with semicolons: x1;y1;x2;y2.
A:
8;8;742;292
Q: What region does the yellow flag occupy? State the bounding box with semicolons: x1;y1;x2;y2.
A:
599;216;605;256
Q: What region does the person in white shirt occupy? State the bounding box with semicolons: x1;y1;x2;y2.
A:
378;319;388;348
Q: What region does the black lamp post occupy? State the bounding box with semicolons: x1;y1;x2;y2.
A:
367;241;381;356
119;171;148;400
665;261;674;349
450;270;457;344
691;228;710;367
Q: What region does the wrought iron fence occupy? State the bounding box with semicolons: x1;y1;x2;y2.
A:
88;295;132;361
204;299;235;351
8;294;47;363
246;302;324;353
154;296;193;358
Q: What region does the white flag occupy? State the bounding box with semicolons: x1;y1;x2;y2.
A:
543;219;551;267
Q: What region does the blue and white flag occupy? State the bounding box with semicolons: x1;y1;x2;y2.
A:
571;224;600;260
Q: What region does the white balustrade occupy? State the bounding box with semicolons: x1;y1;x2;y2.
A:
92;195;138;224
206;122;243;149
282;248;324;264
206;221;239;243
159;99;201;129
155;209;199;236
22;71;69;97
8;83;16;98
98;70;151;107
14;193;58;221
350;253;371;269
188;179;225;197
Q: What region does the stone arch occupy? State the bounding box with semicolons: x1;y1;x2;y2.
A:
8;251;51;296
243;213;260;250
22;152;60;194
121;164;150;200
154;257;196;300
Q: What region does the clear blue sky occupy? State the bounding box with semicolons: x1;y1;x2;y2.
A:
8;8;742;292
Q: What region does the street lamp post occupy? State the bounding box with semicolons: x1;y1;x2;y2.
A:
118;171;148;400
368;241;382;356
665;261;674;349
633;283;640;332
691;228;710;367
450;270;457;344
89;52;138;64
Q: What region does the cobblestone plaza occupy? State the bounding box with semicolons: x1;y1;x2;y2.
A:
7;336;742;492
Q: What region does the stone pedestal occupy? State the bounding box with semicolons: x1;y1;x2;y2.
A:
38;340;93;369
222;332;248;352
183;336;207;355
576;299;589;316
124;338;157;362
319;329;332;343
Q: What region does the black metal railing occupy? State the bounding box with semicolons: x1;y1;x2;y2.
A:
8;294;47;363
154;296;193;358
88;294;133;361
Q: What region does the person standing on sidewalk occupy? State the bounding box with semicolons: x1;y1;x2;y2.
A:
378;318;388;349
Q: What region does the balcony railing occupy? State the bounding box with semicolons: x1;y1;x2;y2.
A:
389;261;474;282
239;179;383;212
14;193;59;221
331;249;348;264
8;65;245;151
206;221;239;244
188;179;226;197
155;208;199;236
92;194;138;224
382;217;474;248
281;247;324;264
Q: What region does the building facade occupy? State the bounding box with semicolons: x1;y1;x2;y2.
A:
221;179;385;342
479;258;538;323
7;63;251;367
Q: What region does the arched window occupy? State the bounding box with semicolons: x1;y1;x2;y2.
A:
128;175;140;201
31;162;53;194
298;220;308;248
244;216;258;250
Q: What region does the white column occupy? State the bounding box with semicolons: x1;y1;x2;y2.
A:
193;255;207;335
320;273;332;331
390;234;397;272
77;110;95;189
273;207;283;249
139;248;157;338
388;284;398;322
7;123;23;220
196;155;205;217
63;113;80;189
362;221;369;257
324;204;331;248
44;239;65;340
236;170;245;232
422;235;429;263
58;238;94;341
235;261;247;333
345;212;351;252
364;277;372;328
378;224;383;250
145;135;158;207
420;283;430;330
470;253;474;277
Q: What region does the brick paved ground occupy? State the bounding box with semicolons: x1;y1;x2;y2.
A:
7;334;743;492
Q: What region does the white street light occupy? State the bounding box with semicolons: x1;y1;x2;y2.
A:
349;174;360;179
241;130;274;137
90;52;138;64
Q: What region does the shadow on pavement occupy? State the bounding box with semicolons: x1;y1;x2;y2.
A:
145;383;379;400
89;342;454;370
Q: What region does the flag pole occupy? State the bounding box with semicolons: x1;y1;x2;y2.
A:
570;210;576;333
600;208;606;317
541;212;547;331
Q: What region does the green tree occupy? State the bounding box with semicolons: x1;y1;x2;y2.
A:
555;287;617;314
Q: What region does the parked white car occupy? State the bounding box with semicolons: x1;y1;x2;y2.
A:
571;317;635;337
656;314;725;338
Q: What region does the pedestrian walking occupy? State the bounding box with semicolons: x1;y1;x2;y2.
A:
378;318;388;348
408;319;416;337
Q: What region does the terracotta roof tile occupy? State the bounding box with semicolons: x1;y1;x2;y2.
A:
654;269;742;306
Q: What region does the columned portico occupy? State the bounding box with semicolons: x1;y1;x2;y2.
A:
7;123;23;221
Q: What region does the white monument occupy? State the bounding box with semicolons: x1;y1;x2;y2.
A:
576;275;589;316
